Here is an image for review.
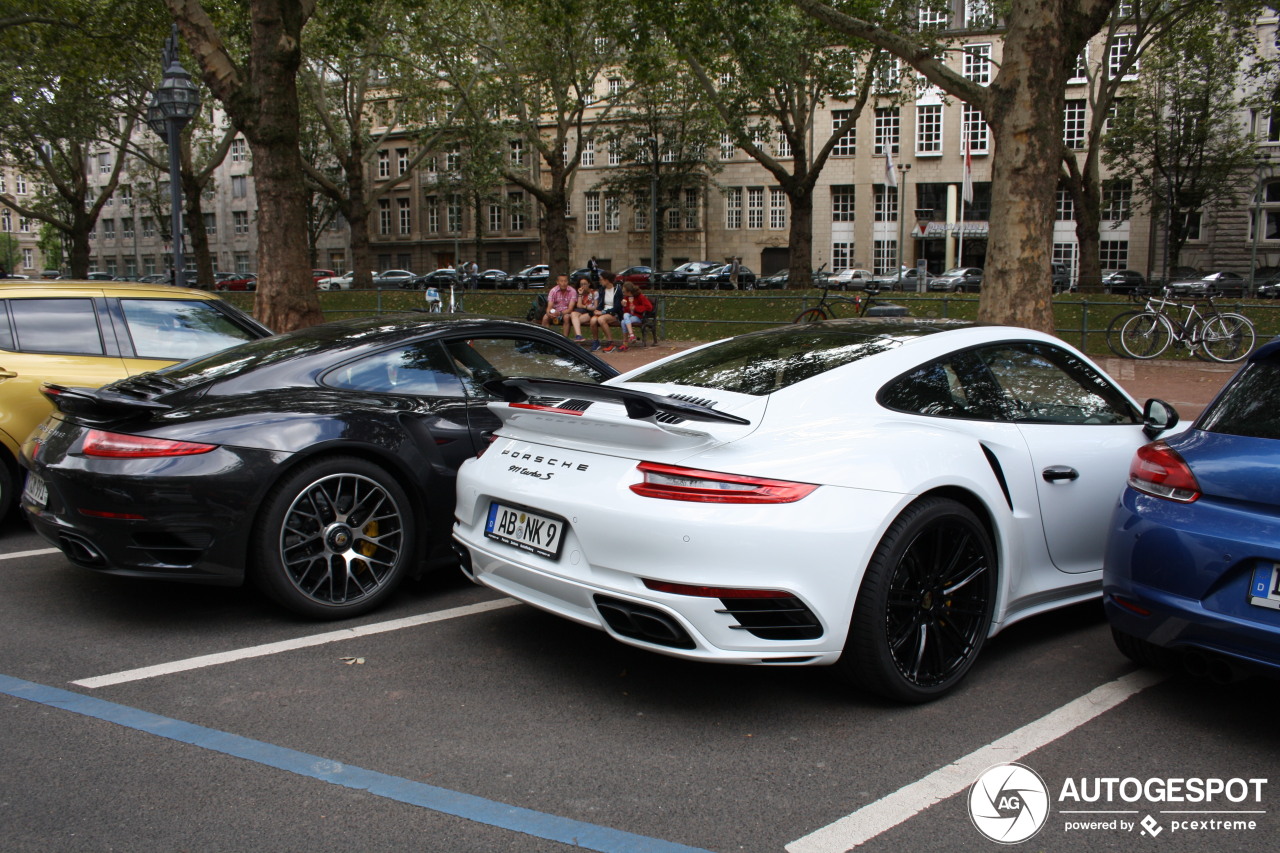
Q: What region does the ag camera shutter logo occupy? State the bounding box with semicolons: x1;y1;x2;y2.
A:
968;763;1051;844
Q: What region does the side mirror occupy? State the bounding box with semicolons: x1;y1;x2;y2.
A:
1142;398;1180;439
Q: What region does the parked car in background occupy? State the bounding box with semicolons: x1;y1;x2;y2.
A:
216;273;257;292
412;269;463;290
453;319;1181;702
136;274;168;284
616;266;655;286
474;269;509;289
373;269;416;289
311;269;336;284
1104;338;1280;683
509;265;549;289
873;267;932;291
928;267;983;293
659;261;717;287
1102;269;1147;295
689;263;757;290
0;280;271;519
755;270;790;289
1051;263;1074;293
22;316;615;619
830;269;876;290
1252;273;1280;299
1167;270;1247;298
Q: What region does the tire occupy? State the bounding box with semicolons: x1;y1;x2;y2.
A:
0;454;14;520
1105;310;1142;357
1119;312;1172;360
252;456;415;619
836;497;997;703
793;307;830;324
1199;312;1255;363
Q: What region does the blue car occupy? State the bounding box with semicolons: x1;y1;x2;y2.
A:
1103;339;1280;683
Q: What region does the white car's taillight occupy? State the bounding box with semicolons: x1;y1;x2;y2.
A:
630;461;817;504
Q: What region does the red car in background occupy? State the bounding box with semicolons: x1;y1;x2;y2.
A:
216;273;257;291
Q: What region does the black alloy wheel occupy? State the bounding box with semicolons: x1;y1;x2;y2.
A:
838;496;996;702
253;456;416;619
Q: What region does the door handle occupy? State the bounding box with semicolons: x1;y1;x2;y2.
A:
1042;465;1079;483
0;369;15;379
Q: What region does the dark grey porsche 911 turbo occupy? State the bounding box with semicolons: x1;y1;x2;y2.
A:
20;315;615;619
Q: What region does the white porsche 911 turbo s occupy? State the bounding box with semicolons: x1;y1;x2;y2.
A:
452;319;1181;702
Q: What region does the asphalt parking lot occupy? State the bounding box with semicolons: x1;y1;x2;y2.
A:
2;355;1273;852
2;500;1275;852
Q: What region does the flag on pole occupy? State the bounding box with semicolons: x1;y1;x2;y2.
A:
961;145;973;204
885;147;897;188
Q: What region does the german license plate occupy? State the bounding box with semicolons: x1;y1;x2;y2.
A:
484;502;566;559
1248;564;1280;611
22;473;47;508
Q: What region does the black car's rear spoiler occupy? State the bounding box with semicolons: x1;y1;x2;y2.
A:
483;378;751;425
41;383;172;420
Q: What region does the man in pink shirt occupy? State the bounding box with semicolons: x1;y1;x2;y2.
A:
540;274;577;333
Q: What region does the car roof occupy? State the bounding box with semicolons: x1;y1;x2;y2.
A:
0;280;223;299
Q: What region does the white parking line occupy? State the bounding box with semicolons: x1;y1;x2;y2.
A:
72;598;520;689
785;669;1167;853
0;547;60;561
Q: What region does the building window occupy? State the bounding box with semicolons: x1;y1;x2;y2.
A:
831;185;856;222
102;219;115;239
720;132;735;160
395;148;408;175
1056;189;1076;221
683;189;700;230
14;175;26;195
25;248;35;270
1063;99;1087;149
18;217;30;233
378;198;391;235
747;187;765;229
1099;240;1129;271
398;197;411;234
602;194;619;232
232;175;247;198
962;104;988;153
725;187;742;229
98;152;111;174
776;130;792;159
1069;49;1089;83
121;185;132;206
1;210;11;232
873;240;898;275
874;185;899;222
1102;180;1132;221
489;203;503;233
919;7;948;28
580;139;595;167
230;138;247;162
584;192;601;232
1256;180;1280;241
235;252;251;273
608;139;621;166
509;139;525;166
378;150;390;178
142;216;155;237
874;58;900;94
609;77;622;96
874;107;900;155
832;242;853;269
963;44;991;84
1256;108;1279;143
1173;211;1202;241
769;188;787;230
446;145;461;173
1108;33;1137;79
509;192;525;231
832;110;856;156
634;193;649;231
447;194;462;233
916;104;943;154
233;211;249;235
965;0;995;27
425;196;439;232
203;213;216;235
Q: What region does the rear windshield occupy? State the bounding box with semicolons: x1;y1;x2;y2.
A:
628;325;902;396
1197;358;1280;440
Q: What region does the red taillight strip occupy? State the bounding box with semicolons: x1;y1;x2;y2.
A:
79;509;146;520
82;430;218;458
630;461;817;504
508;402;584;416
643;579;794;599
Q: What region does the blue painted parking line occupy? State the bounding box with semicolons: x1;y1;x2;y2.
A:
0;674;710;853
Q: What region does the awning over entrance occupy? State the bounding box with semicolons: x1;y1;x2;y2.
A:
916;221;989;239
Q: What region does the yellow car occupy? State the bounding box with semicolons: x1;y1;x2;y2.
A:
0;280;272;518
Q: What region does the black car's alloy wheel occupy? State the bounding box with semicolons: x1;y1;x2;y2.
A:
254;456;415;618
839;497;996;702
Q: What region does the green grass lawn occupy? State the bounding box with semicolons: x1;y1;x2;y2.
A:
223;287;1279;362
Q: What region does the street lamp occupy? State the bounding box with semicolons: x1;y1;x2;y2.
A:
895;163;911;288
146;25;201;288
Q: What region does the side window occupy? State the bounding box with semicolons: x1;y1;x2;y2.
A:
10;298;105;355
325;341;467;397
975;343;1138;425
0;301;13;351
443;336;610;397
119;299;260;361
879;355;1004;420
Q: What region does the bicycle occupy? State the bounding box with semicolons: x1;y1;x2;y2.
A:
1113;287;1255;362
793;283;908;323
